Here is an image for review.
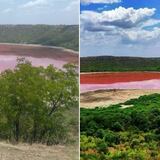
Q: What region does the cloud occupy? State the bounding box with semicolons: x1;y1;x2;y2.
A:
81;0;121;4
20;0;48;9
81;6;160;56
121;27;160;43
141;19;160;29
81;7;160;43
81;7;156;31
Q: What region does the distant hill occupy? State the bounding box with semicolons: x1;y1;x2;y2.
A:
0;25;79;51
81;56;160;72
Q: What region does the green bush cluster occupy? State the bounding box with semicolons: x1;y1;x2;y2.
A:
0;58;78;145
80;56;160;72
81;94;160;159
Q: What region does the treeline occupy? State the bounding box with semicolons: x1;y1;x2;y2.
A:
81;56;160;72
81;94;160;159
0;58;78;145
0;25;79;51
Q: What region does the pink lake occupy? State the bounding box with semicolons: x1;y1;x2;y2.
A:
0;43;78;72
0;55;66;72
81;79;160;93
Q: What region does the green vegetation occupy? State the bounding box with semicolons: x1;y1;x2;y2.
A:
81;94;160;159
0;58;78;145
81;56;160;72
0;25;79;51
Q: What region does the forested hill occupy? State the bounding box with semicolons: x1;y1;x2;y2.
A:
81;56;160;72
0;25;79;51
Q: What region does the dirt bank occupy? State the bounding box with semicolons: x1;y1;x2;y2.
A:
81;89;160;108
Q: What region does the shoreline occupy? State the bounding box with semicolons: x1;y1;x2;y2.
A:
80;71;160;74
0;43;78;64
81;89;160;108
80;79;160;93
0;43;78;54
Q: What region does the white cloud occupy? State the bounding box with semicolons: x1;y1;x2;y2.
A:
81;7;156;31
141;19;160;28
81;6;160;56
81;0;121;4
20;0;48;9
121;27;160;43
81;7;160;43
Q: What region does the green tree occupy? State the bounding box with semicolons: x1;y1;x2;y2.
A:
0;58;78;144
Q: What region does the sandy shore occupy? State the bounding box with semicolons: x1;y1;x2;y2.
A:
0;43;78;54
81;89;160;108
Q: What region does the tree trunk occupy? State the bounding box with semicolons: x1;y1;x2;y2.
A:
15;119;20;142
32;121;37;142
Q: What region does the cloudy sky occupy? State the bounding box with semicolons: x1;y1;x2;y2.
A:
80;0;160;57
0;0;79;24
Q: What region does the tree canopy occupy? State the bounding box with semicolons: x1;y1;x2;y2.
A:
81;94;160;159
0;58;78;145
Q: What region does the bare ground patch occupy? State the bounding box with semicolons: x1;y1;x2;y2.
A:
81;89;160;108
0;142;79;160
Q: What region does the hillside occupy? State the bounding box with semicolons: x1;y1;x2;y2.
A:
81;93;160;159
80;56;160;72
0;25;79;51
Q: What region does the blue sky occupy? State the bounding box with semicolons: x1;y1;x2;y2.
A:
80;0;160;57
0;0;79;24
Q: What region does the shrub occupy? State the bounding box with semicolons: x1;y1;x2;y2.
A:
104;130;120;146
95;129;105;139
0;59;78;145
112;122;124;131
96;140;108;153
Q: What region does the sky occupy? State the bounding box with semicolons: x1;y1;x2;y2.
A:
0;0;79;24
80;0;160;57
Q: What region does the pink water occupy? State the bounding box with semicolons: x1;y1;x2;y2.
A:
81;79;160;93
0;55;66;72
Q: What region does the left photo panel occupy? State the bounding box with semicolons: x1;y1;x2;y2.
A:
0;1;79;160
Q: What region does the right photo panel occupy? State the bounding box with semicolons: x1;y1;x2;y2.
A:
80;0;160;159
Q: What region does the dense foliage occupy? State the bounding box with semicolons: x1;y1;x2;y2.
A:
81;94;160;159
0;25;79;51
81;56;160;72
0;58;78;145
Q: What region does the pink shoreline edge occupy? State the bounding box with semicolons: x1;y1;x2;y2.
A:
81;79;160;93
0;55;66;72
